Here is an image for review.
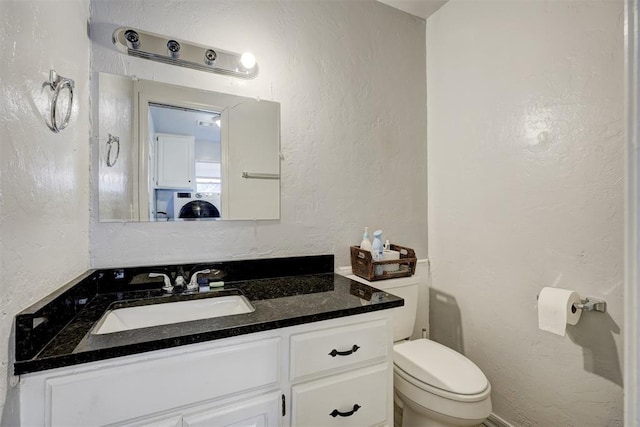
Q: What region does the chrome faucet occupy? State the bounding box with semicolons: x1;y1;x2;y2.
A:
148;273;174;293
187;269;215;291
149;272;187;293
150;268;221;293
187;268;223;291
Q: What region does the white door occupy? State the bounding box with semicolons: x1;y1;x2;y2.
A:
156;134;195;190
225;100;280;220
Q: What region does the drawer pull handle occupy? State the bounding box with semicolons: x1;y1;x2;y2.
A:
329;344;360;357
330;404;361;418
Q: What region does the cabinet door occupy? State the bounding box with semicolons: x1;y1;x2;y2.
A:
182;391;281;427
292;363;389;427
156;134;195;189
105;413;182;427
44;337;280;426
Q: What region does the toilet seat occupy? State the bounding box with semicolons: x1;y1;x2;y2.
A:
393;339;489;398
394;363;491;403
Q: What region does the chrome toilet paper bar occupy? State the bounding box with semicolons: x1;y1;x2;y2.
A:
572;297;607;313
536;294;607;313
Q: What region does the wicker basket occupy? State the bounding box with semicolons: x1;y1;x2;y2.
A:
350;244;417;281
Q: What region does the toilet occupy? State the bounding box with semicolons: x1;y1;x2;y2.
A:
347;273;492;427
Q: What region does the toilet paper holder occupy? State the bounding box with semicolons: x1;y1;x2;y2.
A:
572;297;607;313
536;294;607;313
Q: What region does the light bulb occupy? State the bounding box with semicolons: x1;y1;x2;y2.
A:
240;52;256;69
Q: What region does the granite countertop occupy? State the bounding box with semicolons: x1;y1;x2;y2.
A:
14;255;403;375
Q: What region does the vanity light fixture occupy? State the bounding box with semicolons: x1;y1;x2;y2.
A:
112;27;259;79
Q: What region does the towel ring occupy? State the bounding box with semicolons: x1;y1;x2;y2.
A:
106;134;120;167
47;69;74;133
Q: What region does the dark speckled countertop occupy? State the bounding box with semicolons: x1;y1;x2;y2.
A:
14;255;403;375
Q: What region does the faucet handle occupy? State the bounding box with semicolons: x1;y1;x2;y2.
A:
175;275;186;288
188;269;213;290
149;273;173;293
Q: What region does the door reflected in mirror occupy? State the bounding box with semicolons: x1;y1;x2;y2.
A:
150;105;222;221
97;73;280;222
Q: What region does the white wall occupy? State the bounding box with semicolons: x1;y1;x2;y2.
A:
90;0;428;268
427;1;624;425
0;0;90;422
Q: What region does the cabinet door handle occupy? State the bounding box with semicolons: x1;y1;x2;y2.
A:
328;344;360;357
329;404;361;418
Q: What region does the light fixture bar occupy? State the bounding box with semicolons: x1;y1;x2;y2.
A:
112;27;258;79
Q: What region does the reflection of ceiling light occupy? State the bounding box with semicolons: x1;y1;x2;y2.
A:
215;119;221;127
197;120;215;127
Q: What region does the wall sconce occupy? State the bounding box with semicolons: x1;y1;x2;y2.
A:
112;27;259;79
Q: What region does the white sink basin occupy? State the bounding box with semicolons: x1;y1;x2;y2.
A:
92;295;255;335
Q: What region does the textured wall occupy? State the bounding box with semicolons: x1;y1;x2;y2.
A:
89;0;428;268
0;0;90;421
426;1;624;425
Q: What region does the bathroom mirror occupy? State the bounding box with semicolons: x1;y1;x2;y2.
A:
97;72;280;222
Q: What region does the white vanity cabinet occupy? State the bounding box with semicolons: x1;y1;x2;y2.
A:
18;311;394;427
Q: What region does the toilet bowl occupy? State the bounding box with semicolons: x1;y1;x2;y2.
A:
345;270;492;427
393;339;491;427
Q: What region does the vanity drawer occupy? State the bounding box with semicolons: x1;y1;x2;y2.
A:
290;319;389;380
291;363;389;427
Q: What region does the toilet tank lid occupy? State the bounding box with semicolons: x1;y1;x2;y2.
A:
394;339;489;395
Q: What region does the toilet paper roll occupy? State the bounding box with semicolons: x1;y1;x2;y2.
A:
537;287;582;336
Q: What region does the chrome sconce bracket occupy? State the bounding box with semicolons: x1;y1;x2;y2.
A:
112;27;258;79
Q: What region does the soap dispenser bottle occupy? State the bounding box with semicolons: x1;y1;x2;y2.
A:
360;227;372;251
371;230;384;276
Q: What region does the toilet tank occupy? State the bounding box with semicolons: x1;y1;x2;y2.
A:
346;274;420;342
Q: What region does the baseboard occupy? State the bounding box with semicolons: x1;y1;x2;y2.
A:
483;413;513;427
